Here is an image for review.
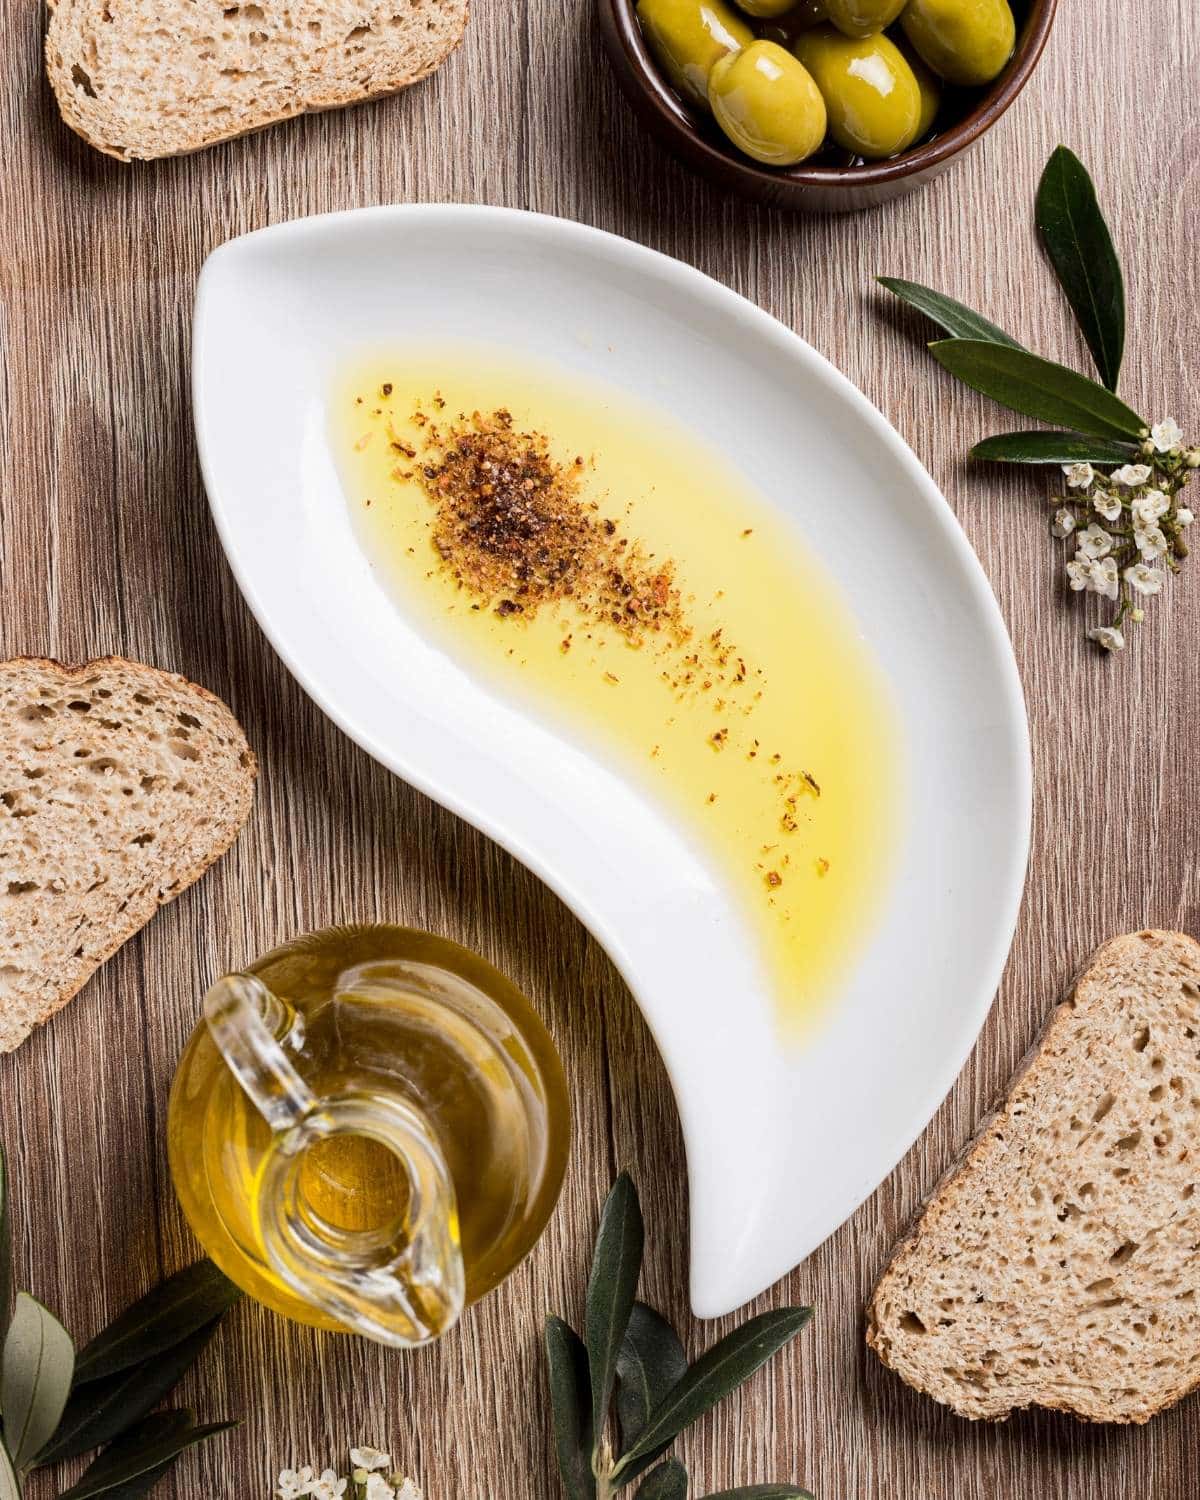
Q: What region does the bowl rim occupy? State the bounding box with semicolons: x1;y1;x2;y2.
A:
600;0;1059;191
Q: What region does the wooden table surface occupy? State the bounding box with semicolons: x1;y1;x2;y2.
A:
3;0;1198;1495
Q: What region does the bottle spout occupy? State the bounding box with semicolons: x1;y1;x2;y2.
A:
203;973;465;1347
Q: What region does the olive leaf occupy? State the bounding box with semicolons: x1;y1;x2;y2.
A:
584;1173;644;1438
1036;146;1125;392
701;1487;815;1498
616;1303;687;1449
72;1262;240;1386
77;1458;180;1500
636;1458;688;1500
877;277;1023;349
57;1410;236;1500
545;1317;596;1500
0;1148;11;1348
0;1438;20;1500
928;340;1145;441
34;1317;221;1468
971;431;1138;466
613;1309;812;1477
0;1293;75;1469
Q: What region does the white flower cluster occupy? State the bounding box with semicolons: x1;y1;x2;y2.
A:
1051;421;1196;652
277;1449;422;1500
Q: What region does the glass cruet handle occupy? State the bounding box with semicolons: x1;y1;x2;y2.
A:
203;973;466;1349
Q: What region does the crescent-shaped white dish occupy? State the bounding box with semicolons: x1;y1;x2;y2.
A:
193;205;1030;1319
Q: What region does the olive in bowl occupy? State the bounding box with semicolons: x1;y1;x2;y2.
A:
900;0;1016;87
793;27;923;159
708;40;828;165
598;0;1058;211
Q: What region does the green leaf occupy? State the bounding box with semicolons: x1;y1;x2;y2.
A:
0;1294;75;1468
0;1437;20;1500
637;1459;688;1500
57;1410;235;1499
928;340;1145;440
544;1317;596;1500
585;1173;644;1439
615;1309;812;1474
0;1147;11;1347
877;277;1023;349
701;1488;815;1498
616;1303;687;1450
77;1458;179;1500
34;1317;221;1468
72;1263;240;1385
1035;146;1125;391
971;431;1138;465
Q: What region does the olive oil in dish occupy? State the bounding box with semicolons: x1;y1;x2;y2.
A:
332;346;899;1032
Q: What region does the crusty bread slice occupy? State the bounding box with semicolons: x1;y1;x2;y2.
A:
867;930;1200;1424
0;658;256;1053
45;0;468;161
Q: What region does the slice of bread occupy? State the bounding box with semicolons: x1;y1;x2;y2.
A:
867;930;1200;1424
0;658;256;1053
45;0;468;161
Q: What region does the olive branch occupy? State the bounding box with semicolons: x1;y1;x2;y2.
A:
546;1173;812;1500
0;1146;238;1500
880;145;1196;653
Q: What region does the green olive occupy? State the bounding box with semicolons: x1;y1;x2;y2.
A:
733;0;803;17
756;0;828;44
708;40;828;165
895;36;940;138
636;0;755;109
793;26;921;158
823;0;905;39
899;0;1016;87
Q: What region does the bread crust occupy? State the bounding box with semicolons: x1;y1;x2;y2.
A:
866;930;1200;1424
44;0;469;161
0;656;257;1051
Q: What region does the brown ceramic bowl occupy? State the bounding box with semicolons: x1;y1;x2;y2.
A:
598;0;1058;213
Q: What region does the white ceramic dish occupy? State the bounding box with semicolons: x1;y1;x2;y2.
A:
193;205;1030;1319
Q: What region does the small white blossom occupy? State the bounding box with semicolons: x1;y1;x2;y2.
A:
1150;417;1183;453
1088;555;1119;600
1131;488;1169;525
364;1477;396;1500
1076;523;1114;560
309;1472;347;1500
1091;489;1122;522
1111;463;1153;486
1063;461;1094;488
394;1483;423;1500
1087;625;1126;652
1052;507;1077;537
1135;524;1168;559
1124;562;1164;595
350;1450;392;1474
1176;506;1193;527
1066;557;1093;591
278;1468;315;1499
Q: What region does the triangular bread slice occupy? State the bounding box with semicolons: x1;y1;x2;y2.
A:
45;0;468;161
0;657;256;1053
867;930;1200;1423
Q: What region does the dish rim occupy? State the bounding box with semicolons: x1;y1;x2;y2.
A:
193;202;1033;1313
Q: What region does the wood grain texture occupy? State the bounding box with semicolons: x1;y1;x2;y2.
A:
2;0;1198;1495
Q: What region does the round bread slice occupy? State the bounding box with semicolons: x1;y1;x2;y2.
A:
0;657;257;1053
867;930;1200;1423
45;0;469;161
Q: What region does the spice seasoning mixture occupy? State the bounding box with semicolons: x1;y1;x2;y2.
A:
382;395;826;896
